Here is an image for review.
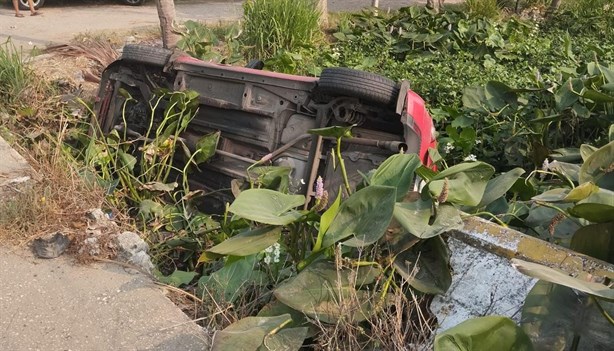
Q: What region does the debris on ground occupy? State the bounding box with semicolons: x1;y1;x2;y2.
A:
116;231;155;273
31;232;71;258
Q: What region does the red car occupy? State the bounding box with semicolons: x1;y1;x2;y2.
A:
94;45;436;211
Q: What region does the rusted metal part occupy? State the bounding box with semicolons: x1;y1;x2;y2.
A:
448;216;614;280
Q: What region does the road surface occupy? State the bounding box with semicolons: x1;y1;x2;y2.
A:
0;0;459;49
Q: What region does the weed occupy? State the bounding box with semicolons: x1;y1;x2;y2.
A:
0;39;34;106
242;0;324;60
464;0;502;18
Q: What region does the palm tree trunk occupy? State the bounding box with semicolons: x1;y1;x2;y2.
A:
318;0;329;27
156;0;179;49
546;0;562;18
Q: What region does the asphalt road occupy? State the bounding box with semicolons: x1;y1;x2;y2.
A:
0;0;457;49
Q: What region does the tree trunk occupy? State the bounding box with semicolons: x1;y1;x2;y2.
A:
426;0;444;13
545;0;562;18
156;0;179;49
317;0;329;27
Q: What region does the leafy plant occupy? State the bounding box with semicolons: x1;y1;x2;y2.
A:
177;21;243;64
86;89;220;272
201;121;528;348
435;316;534;351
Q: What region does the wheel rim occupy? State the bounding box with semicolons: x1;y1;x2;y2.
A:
20;0;41;8
123;0;142;5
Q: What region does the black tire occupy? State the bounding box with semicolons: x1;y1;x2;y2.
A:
317;67;399;106
122;0;145;6
121;44;173;67
18;0;44;10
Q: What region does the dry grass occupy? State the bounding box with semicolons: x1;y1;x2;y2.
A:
44;39;119;84
0;140;105;246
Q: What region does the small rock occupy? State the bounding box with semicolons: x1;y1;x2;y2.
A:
116;231;154;273
32;232;71;259
81;237;101;256
86;208;115;228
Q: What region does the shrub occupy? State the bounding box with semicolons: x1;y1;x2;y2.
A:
242;0;324;60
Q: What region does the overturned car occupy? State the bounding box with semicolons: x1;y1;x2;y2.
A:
94;44;436;211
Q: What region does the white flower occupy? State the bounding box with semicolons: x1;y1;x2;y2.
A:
463;154;477;162
444;142;455;154
263;243;281;264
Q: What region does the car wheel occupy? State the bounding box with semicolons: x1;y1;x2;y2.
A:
18;0;44;10
317;67;399;106
121;44;173;67
122;0;145;6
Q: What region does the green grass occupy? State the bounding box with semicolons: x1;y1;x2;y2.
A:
0;39;32;105
242;0;324;60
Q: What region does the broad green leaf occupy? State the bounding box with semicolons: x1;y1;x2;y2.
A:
248;166;292;193
308;125;354;138
555;78;583;111
257;300;311;331
511;259;614;300
428;162;495;207
260;327;308;351
580;144;598;161
564;182;600;202
139;199;164;219
322;185;396;248
582;89;614;102
548;161;580;183
478;168;525;208
370;153;421;201
531;188;569;202
568;203;614;223
550;147;581;163
228;189;305;225
435;316;533;351
198;255;266;303
154;269;197;287
485;81;518;111
521;281;614;351
274;261;382;323
393;202;462;239
581;188;614;206
533;182;599;204
211;314;292;351
208;226;281;256
579;141;614;191
610;124;614;142
462;86;487;111
194;131;220;164
570;222;614;263
394;236;451;294
315;189;342;251
117;149;136;172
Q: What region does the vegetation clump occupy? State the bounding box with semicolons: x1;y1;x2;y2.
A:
2;0;614;349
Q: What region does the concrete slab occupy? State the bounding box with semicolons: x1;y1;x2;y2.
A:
0;248;210;351
0;136;36;197
430;238;536;331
